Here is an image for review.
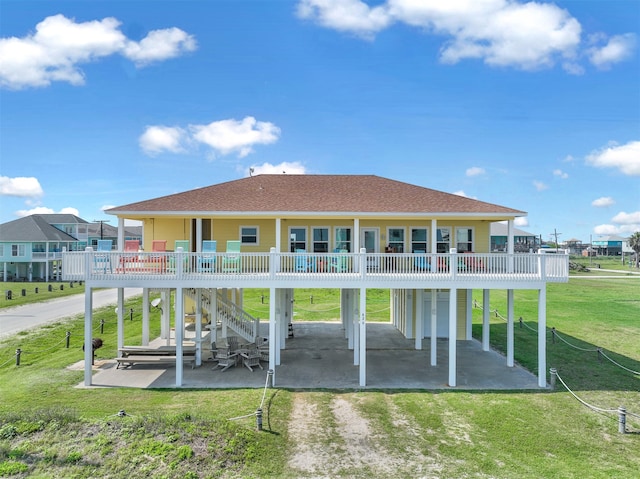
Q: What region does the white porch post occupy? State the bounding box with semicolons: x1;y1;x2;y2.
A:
269;287;277;379
415;289;423;350
196;218;202;252
117;217;125;250
406;289;414;339
507;220;515;273
161;289;171;345
142;288;150;345
275;218;281;252
210;288;217;346
430;219;437;272
466;289;472;340
538;287;547;387
353;289;360;365
359;287;367;387
482;289;490;351
430;289;437;366
195;288;202;366
175;287;184;387
117;288;125;351
448;288;457;387
84;287;93;386
507;289;514;367
275;289;283;365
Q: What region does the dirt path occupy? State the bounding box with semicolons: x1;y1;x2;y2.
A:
286;392;443;478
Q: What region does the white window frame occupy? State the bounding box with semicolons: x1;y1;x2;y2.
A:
334;227;352;252
12;244;26;257
240;226;259;246
410;226;429;253
436;227;451;253
289;227;307;252
312;226;330;253
456;227;475;253
0;245;4;257
387;227;406;253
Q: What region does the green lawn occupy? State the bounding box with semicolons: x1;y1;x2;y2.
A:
0;281;85;309
0;279;639;478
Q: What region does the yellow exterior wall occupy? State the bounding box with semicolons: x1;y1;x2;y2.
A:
140;216;492;254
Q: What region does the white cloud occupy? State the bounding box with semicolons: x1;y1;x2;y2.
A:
533;180;548;191
514;216;529;227
16;206;79;217
553;169;568;179
0;176;44;197
453;190;478;199
297;0;392;38
249;162;307;175
588;33;636;69
296;0;635;73
0;14;196;89
586;141;640;176
594;210;640;236
190;117;281;158
591;197;615;208
466;167;485;177
139;126;188;155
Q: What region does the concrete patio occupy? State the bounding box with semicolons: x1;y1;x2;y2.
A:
79;321;543;390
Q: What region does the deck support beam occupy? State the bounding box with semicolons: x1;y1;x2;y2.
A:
482;289;490;351
507;289;514;367
359;287;367;387
538;287;547;387
448;287;457;387
84;286;93;386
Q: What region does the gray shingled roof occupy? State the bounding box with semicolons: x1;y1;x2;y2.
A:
490;223;536;237
0;215;80;241
107;175;526;217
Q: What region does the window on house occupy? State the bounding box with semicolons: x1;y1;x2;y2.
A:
312;227;329;253
411;227;428;252
0;245;4;256
11;244;26;257
456;227;474;252
436;227;451;253
388;228;405;253
240;226;259;245
335;227;352;252
289;227;306;252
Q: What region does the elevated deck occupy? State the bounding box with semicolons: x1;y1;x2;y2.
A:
63;249;569;290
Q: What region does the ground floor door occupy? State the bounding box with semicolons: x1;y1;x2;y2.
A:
422;291;450;338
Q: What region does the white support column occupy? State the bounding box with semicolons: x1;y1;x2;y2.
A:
538;287;547;387
161;289;171;345
275;289;282;365
448;288;457;387
195;288;202;366
269;287;277;383
507;220;515;273
430;219;437;272
142;288;150;345
406;290;414;339
507;289;514;367
466;289;472;340
221;288;228;338
210;288;217;346
430;289;437;366
482;289;490;351
117;288;125;351
415;289;423;350
353;290;360;366
118;217;125;251
196;218;202;252
84;287;93;386
359;288;367;387
175;287;184;387
275;218;281;252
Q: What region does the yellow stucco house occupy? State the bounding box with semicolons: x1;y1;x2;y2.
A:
63;174;568;388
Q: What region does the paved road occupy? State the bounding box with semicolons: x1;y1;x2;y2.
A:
0;289;143;339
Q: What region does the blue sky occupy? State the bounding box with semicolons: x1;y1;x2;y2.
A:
1;0;638;244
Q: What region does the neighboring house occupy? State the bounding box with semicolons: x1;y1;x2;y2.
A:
592;235;633;256
0;214;89;281
490;222;539;252
62;175;569;389
86;222;142;249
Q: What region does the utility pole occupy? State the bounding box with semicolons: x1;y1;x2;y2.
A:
93;220;110;240
550;229;562;253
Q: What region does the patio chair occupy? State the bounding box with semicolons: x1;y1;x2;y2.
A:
147;240;167;272
212;346;237;372
330;249;349;272
168;240;190;273
119;240;140;272
222;240;241;273
295;249;308;272
197;240;217;273
94;240;112;273
241;342;263;371
413;250;430;271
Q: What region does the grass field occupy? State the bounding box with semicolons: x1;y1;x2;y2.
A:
0;273;638;477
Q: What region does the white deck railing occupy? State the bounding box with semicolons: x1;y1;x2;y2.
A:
62;248;569;285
